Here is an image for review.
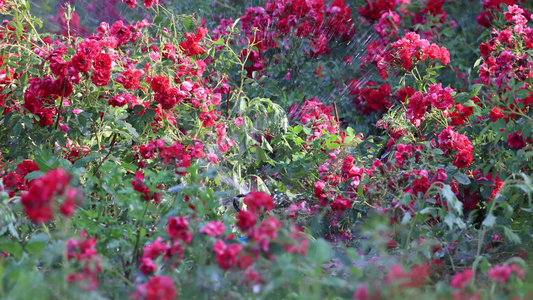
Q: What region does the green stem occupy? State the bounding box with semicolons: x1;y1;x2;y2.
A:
401;202;418;265
54;97;63;131
112;266;135;287
489;282;496;297
131;204;150;269
470;227;486;286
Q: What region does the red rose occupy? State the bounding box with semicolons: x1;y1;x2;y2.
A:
71;52;92;72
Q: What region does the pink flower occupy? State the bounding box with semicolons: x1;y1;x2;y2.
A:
508;131;526;149
117;69;144;90
206;153;218;164
139;257;157;274
144;0;158;8
488;264;512;283
130;276;177;300
91;69;110;86
386;263;430;289
20;169;76;223
212;239;242;270
110;20;132;46
199;221;226;237
236;210;256;231
243;192;274;213
93;53;113;71
353;284;370;300
199;110;221;127
179;27;208;56
71;53;92;72
235;117;243;126
108;93;136;107
450;268;473;289
167;216;192;244
425;83;454;110
394;143;413;167
150;75;170;94
331;196;351;211
406;92;428;127
142;237;170;259
489;107;506;122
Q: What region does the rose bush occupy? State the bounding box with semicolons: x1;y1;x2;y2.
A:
1;0;533;299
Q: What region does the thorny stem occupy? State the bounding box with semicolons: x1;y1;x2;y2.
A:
112;266;135;287
333;101;340;126
131;204;150;269
470;227;487;286
426;223;456;272
226;87;231;119
93;133;119;176
400;182;444;264
471;199;496;286
401;196;419;265
21;14;47;52
54;97;64;130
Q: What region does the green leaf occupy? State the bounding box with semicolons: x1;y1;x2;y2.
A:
124;123;139;140
515;89;530;99
482;213;496;228
453;173;471;185
308;238;332;265
357;177;365;200
480;257;490;273
0;237;23;259
292;125;302;134
444;213;466;230
34;18;43;29
25;171;44;182
72;155;98;168
401;212;412;224
469;84;483;97
302;126;312;136
25;233;49;255
213;38;225;46
346;127;355;137
474;57;483;69
492;118;507;132
502;226;521;243
441;184;463;215
78;114;87;128
13;123;22;137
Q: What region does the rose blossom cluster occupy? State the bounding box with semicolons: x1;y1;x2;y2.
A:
478;4;533;105
235;192;308;268
20;168;81;223
2;160;40;198
287;97;338;138
377;32;450;79
476;0;528;28
406;83;456;127
138;216;192;275
20;18;152;127
487;263;525;283
314;154;370;210
134;192;306;295
133;140;221;183
65;231;102;291
212;0;355;78
120;0;159;9
437;126;474;169
130;276;177;300
349;80;394;116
